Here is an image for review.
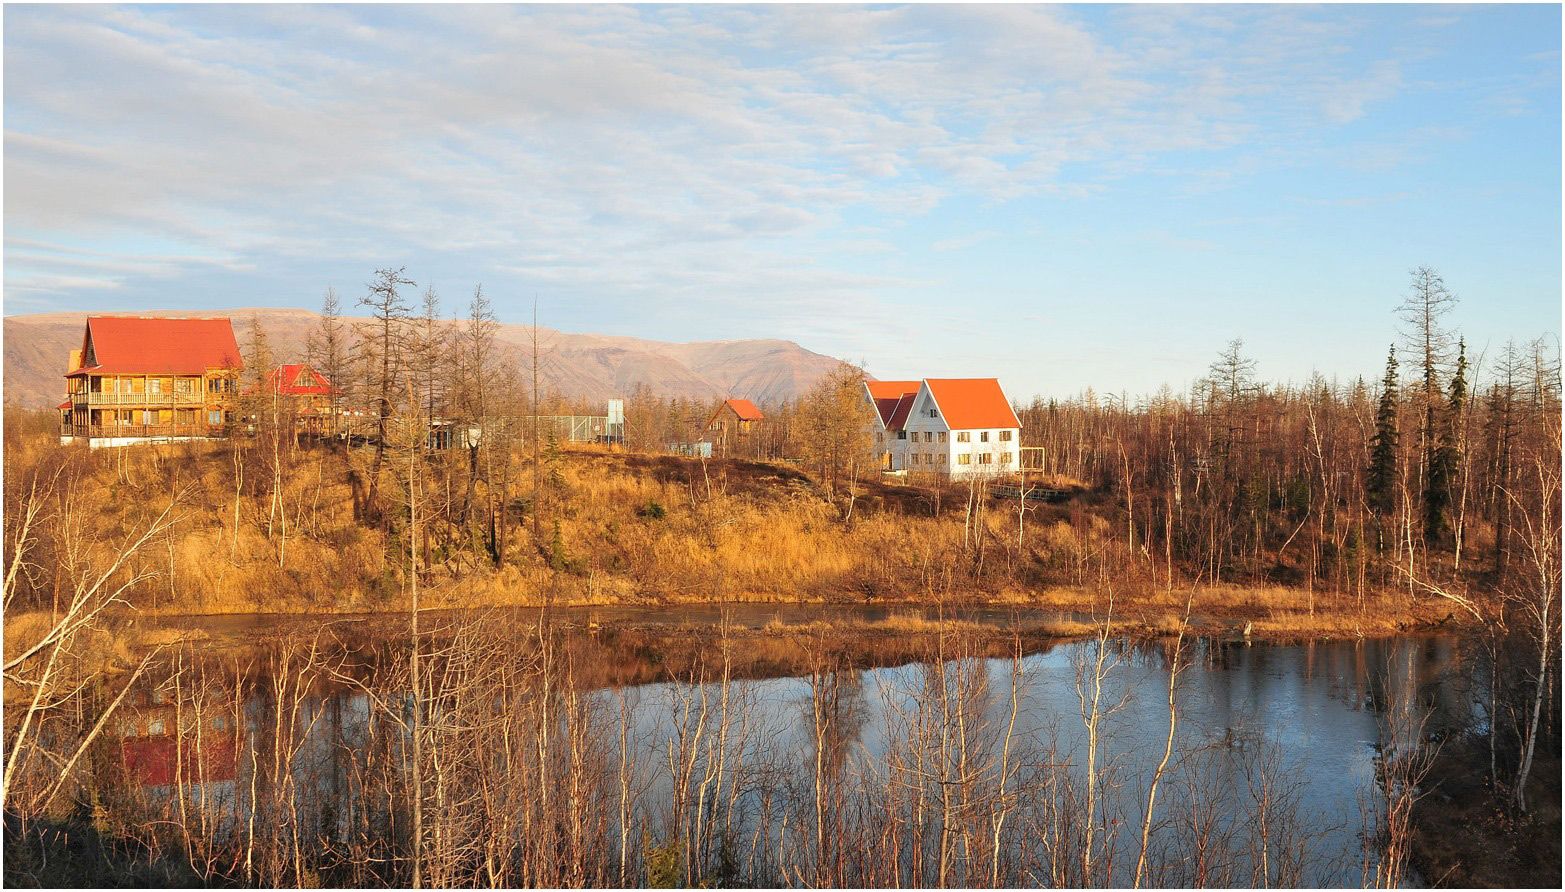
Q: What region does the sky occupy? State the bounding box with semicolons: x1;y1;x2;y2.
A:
3;3;1560;400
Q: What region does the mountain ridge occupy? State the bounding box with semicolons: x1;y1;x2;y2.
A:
2;308;849;410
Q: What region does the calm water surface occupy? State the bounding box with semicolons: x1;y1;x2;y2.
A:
119;616;1470;887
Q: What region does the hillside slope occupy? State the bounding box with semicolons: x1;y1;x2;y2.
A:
2;308;847;408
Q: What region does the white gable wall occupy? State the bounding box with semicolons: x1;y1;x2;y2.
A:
899;383;950;473
865;379;1021;476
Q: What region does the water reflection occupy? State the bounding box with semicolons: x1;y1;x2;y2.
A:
107;628;1466;887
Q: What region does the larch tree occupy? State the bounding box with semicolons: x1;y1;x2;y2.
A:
795;362;875;509
410;285;448;433
1397;265;1457;544
357;267;415;524
306;287;350;439
453;284;500;523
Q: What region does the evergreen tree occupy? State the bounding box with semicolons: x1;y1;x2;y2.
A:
1366;344;1400;517
1428;338;1469;541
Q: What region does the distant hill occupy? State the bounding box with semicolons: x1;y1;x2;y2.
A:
2;308;848;410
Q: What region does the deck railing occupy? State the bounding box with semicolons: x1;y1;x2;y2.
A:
73;391;210;406
61;423;228;440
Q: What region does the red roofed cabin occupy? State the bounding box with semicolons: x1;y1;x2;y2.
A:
60;317;243;448
265;363;336;434
864;378;1021;477
707;398;764;455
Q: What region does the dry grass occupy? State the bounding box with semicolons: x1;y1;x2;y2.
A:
2;435;1452;640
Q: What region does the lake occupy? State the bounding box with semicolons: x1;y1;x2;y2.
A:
98;611;1470;887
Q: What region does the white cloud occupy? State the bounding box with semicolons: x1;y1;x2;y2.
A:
0;3;1467;337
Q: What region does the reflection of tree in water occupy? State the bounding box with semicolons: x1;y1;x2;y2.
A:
800;641;867;885
9;619;1482;889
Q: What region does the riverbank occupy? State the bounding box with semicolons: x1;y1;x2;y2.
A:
133;571;1461;636
6;582;1458;682
1410;734;1561;888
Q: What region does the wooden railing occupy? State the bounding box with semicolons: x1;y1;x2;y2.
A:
61;423;228;440
73;391;210;406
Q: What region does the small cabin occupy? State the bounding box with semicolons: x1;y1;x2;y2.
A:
265;363;336;433
706;398;763;454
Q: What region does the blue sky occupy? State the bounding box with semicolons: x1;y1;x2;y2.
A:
4;3;1560;399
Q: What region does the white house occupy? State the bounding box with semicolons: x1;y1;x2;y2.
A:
865;378;1021;477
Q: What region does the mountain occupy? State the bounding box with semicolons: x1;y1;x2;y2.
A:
2;308;848;410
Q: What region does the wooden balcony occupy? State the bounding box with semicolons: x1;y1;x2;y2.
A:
73;391;210;407
61;423;228;441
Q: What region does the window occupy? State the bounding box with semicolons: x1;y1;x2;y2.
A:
147;718;165;736
897;430;906;440
1000;451;1013;464
957;431;970;443
1000;430;1013;442
927;408;939;418
148;377;163;395
979;452;993;464
876;432;884;443
939;431;947;443
209;410;223;426
980;431;990;443
957;453;971;465
940;453;947;463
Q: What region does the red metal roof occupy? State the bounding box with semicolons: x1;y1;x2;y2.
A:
866;379;920;427
57;399;73;410
66;317;243;377
268;364;334;396
723;398;763;421
886;393;917;430
924;378;1020;430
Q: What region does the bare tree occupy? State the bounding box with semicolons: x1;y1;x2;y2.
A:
307;286;350;439
453;285;500;522
357;267;415;522
1397;266;1457;544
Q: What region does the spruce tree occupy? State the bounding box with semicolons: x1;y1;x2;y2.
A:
1432;339;1469;535
1422;339;1465;544
1366;345;1400;518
